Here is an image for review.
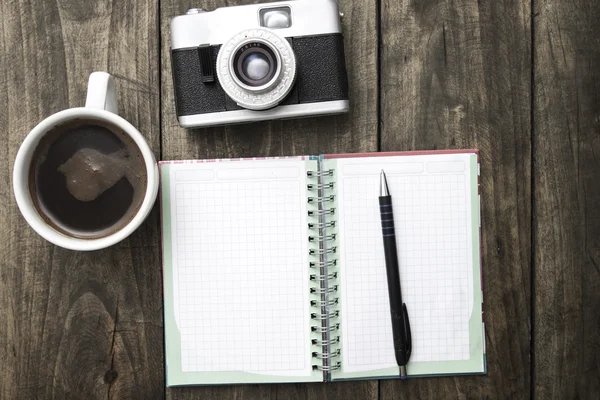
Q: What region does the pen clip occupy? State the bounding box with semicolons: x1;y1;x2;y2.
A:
403;303;412;359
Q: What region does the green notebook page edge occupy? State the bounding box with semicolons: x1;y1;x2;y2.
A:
329;153;485;381
160;160;323;386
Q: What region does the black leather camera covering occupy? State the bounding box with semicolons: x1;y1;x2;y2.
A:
171;44;228;114
171;33;349;117
294;34;349;104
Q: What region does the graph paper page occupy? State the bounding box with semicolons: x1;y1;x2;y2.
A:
164;158;314;380
334;153;478;374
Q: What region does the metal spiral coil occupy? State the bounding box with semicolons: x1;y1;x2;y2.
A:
308;221;336;229
308;195;335;204
309;259;337;268
307;182;334;191
310;298;338;307
307;169;334;177
310;272;338;281
311;323;341;334
312;349;341;359
310;285;339;295
314;362;342;371
308;208;335;217
308;233;337;242
307;168;340;375
311;310;340;320
311;336;340;346
309;247;337;256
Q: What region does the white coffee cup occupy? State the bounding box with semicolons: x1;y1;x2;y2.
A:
13;72;159;251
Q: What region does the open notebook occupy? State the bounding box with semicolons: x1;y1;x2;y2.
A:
160;150;485;386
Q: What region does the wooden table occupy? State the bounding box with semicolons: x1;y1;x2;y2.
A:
1;0;599;398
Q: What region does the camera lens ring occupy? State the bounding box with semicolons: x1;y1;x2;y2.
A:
231;38;281;91
216;28;296;111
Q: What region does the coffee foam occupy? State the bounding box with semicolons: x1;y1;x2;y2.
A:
58;148;143;202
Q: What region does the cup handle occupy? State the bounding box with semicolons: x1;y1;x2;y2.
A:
85;71;118;114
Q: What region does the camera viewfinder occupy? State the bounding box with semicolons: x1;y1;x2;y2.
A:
259;7;292;29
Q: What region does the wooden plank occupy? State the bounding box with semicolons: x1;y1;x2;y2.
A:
160;0;377;398
379;0;532;398
0;0;162;398
533;0;600;397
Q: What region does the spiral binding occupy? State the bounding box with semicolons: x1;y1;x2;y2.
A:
308;195;335;204
308;234;336;242
312;323;341;333
310;285;339;295
308;221;336;229
310;298;338;307
311;310;340;320
308;208;336;216
307;163;341;375
309;247;337;256
307;169;334;177
313;362;342;372
309;259;337;268
310;271;338;282
307;182;334;191
312;336;340;346
312;349;341;359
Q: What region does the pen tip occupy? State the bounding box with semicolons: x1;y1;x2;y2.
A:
380;170;389;196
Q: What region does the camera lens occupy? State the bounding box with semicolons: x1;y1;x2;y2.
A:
217;28;296;110
233;42;278;88
242;54;270;80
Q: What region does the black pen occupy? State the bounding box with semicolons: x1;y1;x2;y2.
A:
379;170;412;378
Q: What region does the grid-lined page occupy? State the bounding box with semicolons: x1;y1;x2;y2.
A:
336;154;475;373
166;159;312;377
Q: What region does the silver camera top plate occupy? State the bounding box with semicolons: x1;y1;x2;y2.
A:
171;0;342;50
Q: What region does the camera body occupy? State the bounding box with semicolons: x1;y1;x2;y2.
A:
170;0;349;128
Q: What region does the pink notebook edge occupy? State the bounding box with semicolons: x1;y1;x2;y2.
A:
323;148;479;159
157;149;480;164
158;155;309;167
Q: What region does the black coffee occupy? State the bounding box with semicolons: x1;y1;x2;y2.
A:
29;119;147;239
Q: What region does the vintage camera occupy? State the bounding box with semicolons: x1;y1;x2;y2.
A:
170;0;349;128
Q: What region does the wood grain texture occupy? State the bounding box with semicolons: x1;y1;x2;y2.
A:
1;0;596;396
160;0;377;398
533;0;600;398
0;0;163;398
380;0;531;398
